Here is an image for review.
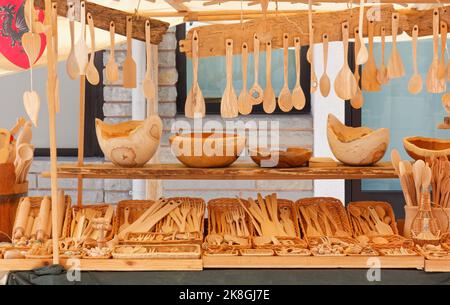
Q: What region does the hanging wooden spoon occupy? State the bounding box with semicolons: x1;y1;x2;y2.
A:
387;13;405;79
351;27;364;109
249;34;264;105
105;21;119;83
220;39;238;118
23;91;40;127
377;26;389;85
426;8;445;93
278;33;293;112
334;22;357;100
66;2;78;80
238;42;252;115
356;0;368;65
143;20;157;105
319;33;330;98
408;25;423;94
74;1;88;75
292;37;306;110
85;13;99;85
362;20;380;92
263;41;276;114
123;16;136;89
309;25;318;93
438;21;448;80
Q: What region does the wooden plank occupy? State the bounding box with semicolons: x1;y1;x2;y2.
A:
424;259;450;272
203;255;424;269
34;0;169;44
179;5;450;58
42;162;397;180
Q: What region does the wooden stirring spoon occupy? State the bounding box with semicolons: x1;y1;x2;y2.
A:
292;37;306;110
377;26;389;85
220;39;238;118
65;2;78;80
185;31;205;118
319;34;331;98
334;21;357;100
408;25;423;94
356;0;368;65
361;20;380;92
105;21;119;83
278;33;293;112
249;34;264;105
438;21;448;80
86;13;99;85
263;41;276;114
387;13;405;79
426;8;445;93
238;42;252;115
123;16;137;89
74;1;88;75
351;28;364;109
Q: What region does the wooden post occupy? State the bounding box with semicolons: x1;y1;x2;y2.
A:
77;76;86;206
146;44;162;200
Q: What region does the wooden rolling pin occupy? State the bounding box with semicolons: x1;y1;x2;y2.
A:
36;196;50;240
24;215;34;237
13;197;31;239
45;212;52;238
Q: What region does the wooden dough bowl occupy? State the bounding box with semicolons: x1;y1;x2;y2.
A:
169;133;246;168
96;115;163;167
403;136;450;161
327;114;390;166
249;147;312;168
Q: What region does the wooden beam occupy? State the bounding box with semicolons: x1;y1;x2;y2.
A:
179;5;450;58
34;0;170;44
180;0;450;3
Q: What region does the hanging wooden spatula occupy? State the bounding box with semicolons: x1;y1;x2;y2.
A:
361;20;380;92
123;16;137;89
334;21;357;100
74;1;88;75
263;41;276;114
66;2;79;80
249;34;264;105
377;26;389;85
427;8;446;93
85;13;99;85
408;25;423;95
238;42;252;115
351;27;363;109
438;21;447;80
387;13;405;79
292;37;306;110
105;21;119;83
220;39;238;118
143;20;157;104
185;30;205;118
278;33;293;111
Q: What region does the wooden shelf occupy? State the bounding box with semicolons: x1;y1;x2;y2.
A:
203;255;425;269
424;259;450;272
42;162;396;180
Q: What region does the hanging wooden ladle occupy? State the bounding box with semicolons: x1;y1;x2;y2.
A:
85;13;99;85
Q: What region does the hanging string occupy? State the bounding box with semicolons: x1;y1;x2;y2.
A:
134;0;142;19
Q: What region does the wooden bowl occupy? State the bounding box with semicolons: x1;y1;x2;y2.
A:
95;115;162;167
249;147;312;168
327;114;389;166
403;136;450;161
169;133;246;168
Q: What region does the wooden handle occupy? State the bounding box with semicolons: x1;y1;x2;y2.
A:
391;13;399;46
322;33;328;73
192;30;199;85
368;20;374;56
126;16;132;58
266;41;272;86
354;28;360;66
51;2;57;55
358;0;365;40
412;25;419;74
109;21;115;57
440;21;447;60
283;33;289;85
294;37;300;87
145;20;152;77
242;42;248;90
80;1;86;39
253;34;259;85
342;22;349;67
13;198;31;238
432;9;439;57
381;26;386;64
87;13;95;54
225;39;233;86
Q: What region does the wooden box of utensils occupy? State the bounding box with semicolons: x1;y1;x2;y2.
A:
118;197;206;245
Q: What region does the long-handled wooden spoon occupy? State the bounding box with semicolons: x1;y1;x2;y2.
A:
66;2;78;80
85;13;99;85
292;37;306;110
123;16;136;89
361;20;380;92
426;8;445;93
263;41;276;114
356;0;368;65
74;1;88;75
334;22;357;100
408;25;423;94
143;20;157;104
249;34;263;105
377;26;389;85
279;33;293;111
387;13;405;79
319;33;331;97
438;21;448;80
351;27;363;109
413;159;425;205
238;42;252;115
220;39;238;118
105;21;119;83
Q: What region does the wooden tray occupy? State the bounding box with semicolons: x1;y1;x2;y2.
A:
112;244;201;259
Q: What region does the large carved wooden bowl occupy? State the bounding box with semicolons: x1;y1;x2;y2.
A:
169;133;246;168
403;136;450;161
327;114;390;166
249;147;312;168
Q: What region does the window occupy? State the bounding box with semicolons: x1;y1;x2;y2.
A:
176;24;311;115
346;38;448;217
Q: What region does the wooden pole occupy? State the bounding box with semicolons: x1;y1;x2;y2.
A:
77;76;86;206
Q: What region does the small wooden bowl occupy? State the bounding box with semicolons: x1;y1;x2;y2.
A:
249;147;312;168
169;133;246;168
403;136;450;161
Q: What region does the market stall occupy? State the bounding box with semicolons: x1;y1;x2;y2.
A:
0;0;449;276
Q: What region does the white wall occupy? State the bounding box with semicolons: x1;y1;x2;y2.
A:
0;61;79;148
312;42;345;203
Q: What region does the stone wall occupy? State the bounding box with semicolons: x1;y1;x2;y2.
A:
28;26;314;203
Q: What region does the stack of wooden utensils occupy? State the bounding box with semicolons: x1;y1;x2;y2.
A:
348;203;395;236
429;156;450;208
69;204;115;242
